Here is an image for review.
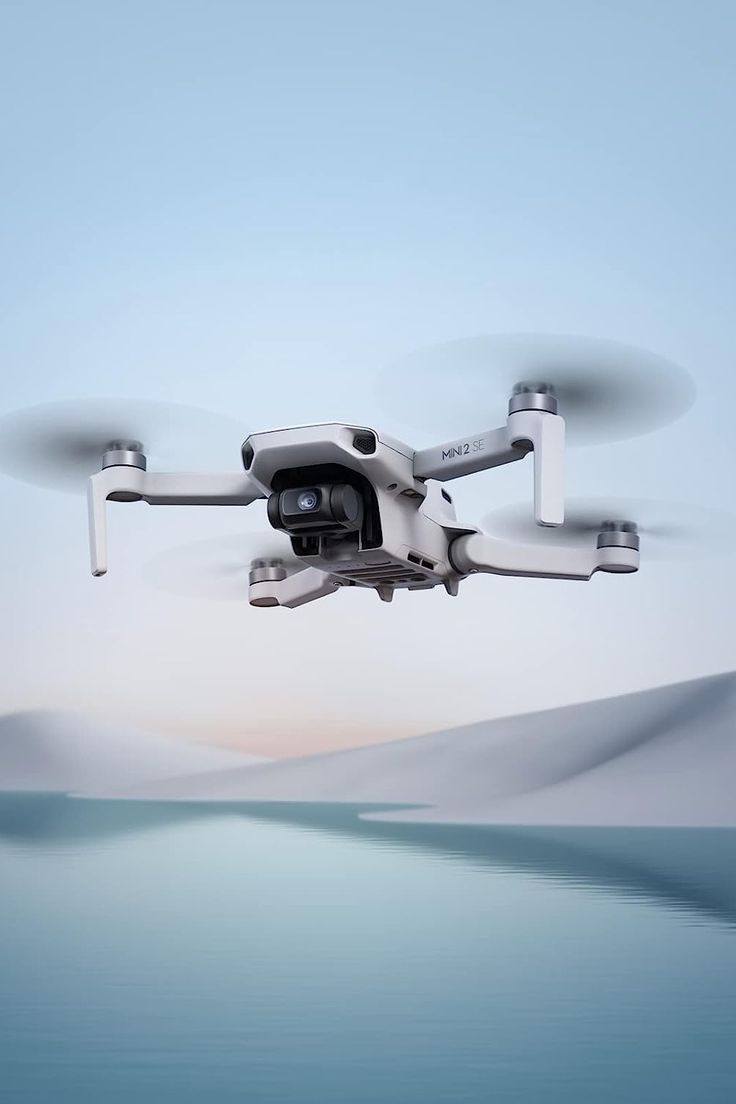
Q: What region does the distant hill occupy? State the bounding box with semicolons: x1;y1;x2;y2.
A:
102;673;736;827
0;711;266;794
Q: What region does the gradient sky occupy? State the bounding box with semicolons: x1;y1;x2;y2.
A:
1;0;735;756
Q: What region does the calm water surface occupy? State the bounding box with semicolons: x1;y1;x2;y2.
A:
1;794;735;1103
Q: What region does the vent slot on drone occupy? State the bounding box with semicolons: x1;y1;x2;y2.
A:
337;564;428;587
408;551;436;572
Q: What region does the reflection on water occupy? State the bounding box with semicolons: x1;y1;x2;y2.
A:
3;793;736;927
1;793;736;1103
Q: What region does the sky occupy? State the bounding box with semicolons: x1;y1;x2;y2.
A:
1;0;735;756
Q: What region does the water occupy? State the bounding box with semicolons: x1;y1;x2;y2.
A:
1;795;736;1103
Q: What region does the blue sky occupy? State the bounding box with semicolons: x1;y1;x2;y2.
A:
1;1;734;754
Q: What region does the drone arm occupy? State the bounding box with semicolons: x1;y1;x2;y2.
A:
413;411;565;526
249;567;340;609
506;410;565;526
87;468;263;577
87;468;126;577
450;532;639;581
141;473;263;506
412;426;526;481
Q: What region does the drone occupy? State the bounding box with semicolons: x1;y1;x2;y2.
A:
0;335;704;609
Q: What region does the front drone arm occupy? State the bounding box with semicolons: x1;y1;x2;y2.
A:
450;531;639;581
87;467;263;577
412;405;565;527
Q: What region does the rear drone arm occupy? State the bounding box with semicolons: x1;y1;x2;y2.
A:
413;395;565;527
87;464;263;577
450;531;639;581
248;563;341;609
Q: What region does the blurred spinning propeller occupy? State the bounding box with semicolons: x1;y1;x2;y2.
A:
482;498;734;560
378;334;696;445
0;398;249;493
143;532;300;601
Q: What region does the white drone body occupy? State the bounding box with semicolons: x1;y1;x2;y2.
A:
88;387;639;608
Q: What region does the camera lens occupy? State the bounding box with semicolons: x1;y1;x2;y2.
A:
268;483;364;536
297;489;319;512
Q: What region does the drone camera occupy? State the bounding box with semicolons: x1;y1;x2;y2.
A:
267;483;364;535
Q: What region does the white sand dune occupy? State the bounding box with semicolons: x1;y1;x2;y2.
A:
101;672;736;827
0;710;266;794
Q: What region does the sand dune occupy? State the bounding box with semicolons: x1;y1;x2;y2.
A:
0;710;265;794
101;672;736;827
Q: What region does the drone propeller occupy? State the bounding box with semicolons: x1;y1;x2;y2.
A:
482;498;734;560
142;532;301;601
0;398;249;494
378;334;696;445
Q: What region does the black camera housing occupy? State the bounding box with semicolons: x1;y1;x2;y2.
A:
267;483;364;536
